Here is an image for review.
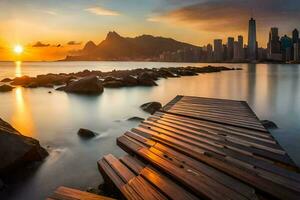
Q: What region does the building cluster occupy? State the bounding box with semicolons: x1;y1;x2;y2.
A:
159;17;300;63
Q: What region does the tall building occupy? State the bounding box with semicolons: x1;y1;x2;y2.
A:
238;35;244;60
294;43;300;62
267;27;282;61
292;29;299;44
227;37;234;61
213;39;223;62
233;41;239;61
292;29;299;60
280;35;293;62
206;44;213;61
248;18;257;61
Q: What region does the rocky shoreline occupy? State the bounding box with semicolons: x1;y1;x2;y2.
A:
0;118;48;189
0;66;241;94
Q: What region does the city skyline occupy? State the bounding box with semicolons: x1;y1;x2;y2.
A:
1;0;300;61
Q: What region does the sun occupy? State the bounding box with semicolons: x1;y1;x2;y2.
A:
14;45;24;54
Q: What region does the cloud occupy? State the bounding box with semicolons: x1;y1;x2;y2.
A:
85;6;120;16
150;0;300;32
67;41;81;45
32;41;50;47
43;10;58;16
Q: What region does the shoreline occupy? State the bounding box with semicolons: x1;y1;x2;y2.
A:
1;65;241;94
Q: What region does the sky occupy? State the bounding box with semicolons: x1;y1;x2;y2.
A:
0;0;299;61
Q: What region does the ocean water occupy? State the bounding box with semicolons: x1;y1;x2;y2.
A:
0;61;300;199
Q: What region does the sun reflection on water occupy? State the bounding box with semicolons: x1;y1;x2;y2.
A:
15;61;22;77
11;87;36;137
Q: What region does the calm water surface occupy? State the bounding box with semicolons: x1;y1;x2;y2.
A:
0;61;300;200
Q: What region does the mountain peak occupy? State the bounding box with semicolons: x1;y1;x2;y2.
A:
106;31;122;40
83;41;97;51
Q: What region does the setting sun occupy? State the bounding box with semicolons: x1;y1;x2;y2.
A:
14;45;24;54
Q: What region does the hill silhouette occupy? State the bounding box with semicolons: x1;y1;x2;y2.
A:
65;31;200;61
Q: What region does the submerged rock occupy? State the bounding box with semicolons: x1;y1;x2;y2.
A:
0;118;48;175
58;76;104;94
261;120;278;129
127;117;145;122
0;84;14;92
77;128;97;138
140;102;162;114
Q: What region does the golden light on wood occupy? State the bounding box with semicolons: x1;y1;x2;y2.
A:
14;45;24;54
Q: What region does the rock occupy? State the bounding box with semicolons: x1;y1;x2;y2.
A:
77;128;97;138
1;78;12;82
156;69;177;78
0;84;14;92
24;82;38;88
0;118;48;175
103;80;124;88
58;76;104;94
104;76;117;82
86;187;101;195
35;74;71;86
11;76;35;86
260;120;278;129
140;102;162;114
121;75;138;86
137;73;158;86
127;117;145;122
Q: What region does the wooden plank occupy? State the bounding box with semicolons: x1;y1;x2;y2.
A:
128;176;167;200
103;154;135;183
120;155;199;200
48;186;114;200
132;126;300;184
163;96;267;132
143;118;294;166
118;135;249;200
117;135;300;200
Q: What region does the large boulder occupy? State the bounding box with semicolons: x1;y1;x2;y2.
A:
77;128;97;139
140;102;162;114
137;73;158;86
0;118;48;175
0;84;14;92
58;76;104;94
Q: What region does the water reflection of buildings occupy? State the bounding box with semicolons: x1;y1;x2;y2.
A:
246;64;256;106
11;87;36;137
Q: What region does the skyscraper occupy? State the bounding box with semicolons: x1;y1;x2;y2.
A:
292;29;299;60
267;27;282;61
248;18;257;61
238;35;244;60
227;37;234;61
292;29;299;44
213;39;223;62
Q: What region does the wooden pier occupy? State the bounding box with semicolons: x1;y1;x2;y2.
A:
48;96;300;200
97;96;300;200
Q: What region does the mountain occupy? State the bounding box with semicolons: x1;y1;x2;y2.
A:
65;31;200;61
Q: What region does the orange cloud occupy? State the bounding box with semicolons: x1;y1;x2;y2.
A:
85;6;120;16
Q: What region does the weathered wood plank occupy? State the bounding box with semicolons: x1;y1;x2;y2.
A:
117;134;300;200
48;186;114;200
